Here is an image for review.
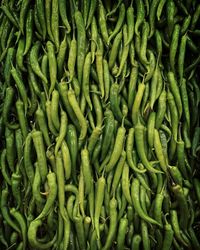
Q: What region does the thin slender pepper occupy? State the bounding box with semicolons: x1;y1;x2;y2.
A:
155;89;167;129
66;124;78;183
1;187;20;233
16;38;26;72
59;0;71;33
105;121;126;172
28;219;57;249
67;38;77;83
177;139;189;179
84;0;95;27
0;5;19;28
10;208;27;250
11;164;22;210
75;10;86;84
57;83;80;131
56;33;67;78
135;0;145;36
47;41;57;97
55;109;68;155
68;87;87;148
94;176;105;240
150;62;159;109
35;171;57;220
125;5;134;46
101;109;114;160
147;112;156;149
5;127;16;173
36;104;51;146
110;83;131;127
154;129;168;174
149;0;160;38
95;49;104;98
34;3;43;37
126;128;146;173
29;41;48;86
144;50;156;82
36;0;46;40
4;47;15;86
16;99;28;138
178;34;187;84
108;31;122;70
122;162;132;204
190;4;200;30
167;0;176;37
102;198;118;250
141;220;150;250
74;215;86;250
81;148;93;195
10;65;28;115
140;21;150;66
91;84;104;127
88;126;102;156
32;130;48;183
60;140;71;180
23;133;34;184
2;87;18;128
131;178;162;227
19;0;31;34
128;64;138;110
98;0;109;45
162;220;174;250
51;0;59;51
108;3;125;45
45;100;58;137
172;184;189;230
1;149;11;185
167;90;179;158
56;151;69;223
82;52;92;109
45;0;54;41
135;122;162;173
170;210;190;248
131;81;145;125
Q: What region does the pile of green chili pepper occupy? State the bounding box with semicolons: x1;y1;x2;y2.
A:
0;0;200;249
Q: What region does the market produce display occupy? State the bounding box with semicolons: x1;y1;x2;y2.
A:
0;0;200;249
